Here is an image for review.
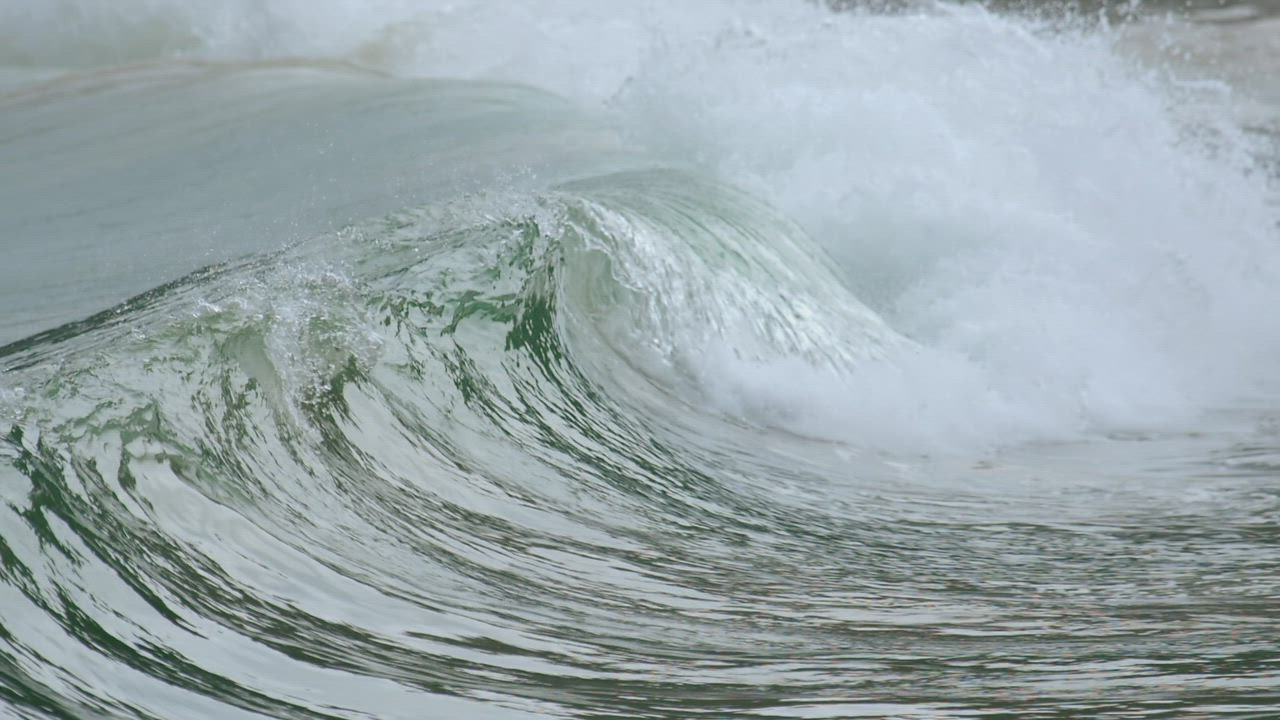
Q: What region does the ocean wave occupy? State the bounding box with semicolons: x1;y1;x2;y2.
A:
4;3;1280;718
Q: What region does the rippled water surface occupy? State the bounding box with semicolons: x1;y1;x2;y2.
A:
2;2;1279;718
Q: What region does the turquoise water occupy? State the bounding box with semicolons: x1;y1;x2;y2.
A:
2;2;1279;718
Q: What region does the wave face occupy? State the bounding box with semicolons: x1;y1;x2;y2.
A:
3;2;1280;718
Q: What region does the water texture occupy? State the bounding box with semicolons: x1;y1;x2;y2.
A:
1;2;1278;718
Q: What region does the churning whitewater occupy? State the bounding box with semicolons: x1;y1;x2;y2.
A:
2;1;1279;718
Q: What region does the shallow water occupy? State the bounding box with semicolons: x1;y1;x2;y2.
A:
2;2;1279;718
